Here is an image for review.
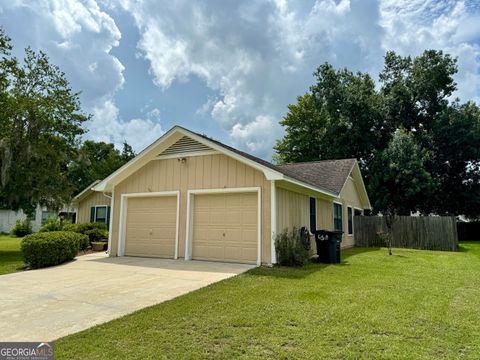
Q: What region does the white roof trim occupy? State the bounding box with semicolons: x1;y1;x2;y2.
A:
94;126;284;192
93;126;355;199
73;180;101;201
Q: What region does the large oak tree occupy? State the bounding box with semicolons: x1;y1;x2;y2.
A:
275;50;480;218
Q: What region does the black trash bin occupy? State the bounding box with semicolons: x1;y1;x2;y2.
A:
314;230;343;263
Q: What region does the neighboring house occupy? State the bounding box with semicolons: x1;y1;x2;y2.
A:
93;126;371;265
0;205;57;233
71;180;112;225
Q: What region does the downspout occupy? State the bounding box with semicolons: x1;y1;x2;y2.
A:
270;180;277;265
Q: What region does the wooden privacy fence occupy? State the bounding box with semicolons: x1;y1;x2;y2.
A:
354;216;458;251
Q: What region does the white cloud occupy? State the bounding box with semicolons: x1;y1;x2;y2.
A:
87;101;164;152
230;115;280;155
0;0;165;151
2;0;479;159
379;0;480;103
118;0;385;158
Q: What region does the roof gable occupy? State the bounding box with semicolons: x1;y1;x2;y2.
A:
92;126;366;202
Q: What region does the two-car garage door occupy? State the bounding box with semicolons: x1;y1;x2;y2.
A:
123;192;258;264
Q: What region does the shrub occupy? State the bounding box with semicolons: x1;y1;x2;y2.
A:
11;219;33;237
85;228;109;242
275;227;310;267
64;222;107;233
21;231;87;269
63;222;108;244
40;216;62;232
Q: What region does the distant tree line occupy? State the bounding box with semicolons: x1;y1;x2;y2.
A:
0;28;135;216
275;50;480;219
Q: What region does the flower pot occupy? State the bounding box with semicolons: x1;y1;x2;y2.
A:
92;242;107;251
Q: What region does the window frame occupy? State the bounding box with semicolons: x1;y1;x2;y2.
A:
94;205;108;224
309;197;317;233
41;211;57;225
333;202;343;232
347;206;353;236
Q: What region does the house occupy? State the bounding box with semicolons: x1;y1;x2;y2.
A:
71;180;112;225
0;205;57;233
92;126;371;265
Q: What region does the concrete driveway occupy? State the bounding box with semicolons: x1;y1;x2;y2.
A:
0;253;253;341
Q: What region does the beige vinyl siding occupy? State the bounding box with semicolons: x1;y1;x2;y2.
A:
77;192;111;224
276;187;309;234
338;177;363;247
111;154;272;264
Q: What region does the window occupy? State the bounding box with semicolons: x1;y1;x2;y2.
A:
41;211;57;225
347;206;353;235
309;197;317;232
333;203;343;231
90;206;110;226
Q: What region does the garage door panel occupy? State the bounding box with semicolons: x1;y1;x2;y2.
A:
125;243;175;257
125;196;177;258
192;192;257;264
224;246;256;262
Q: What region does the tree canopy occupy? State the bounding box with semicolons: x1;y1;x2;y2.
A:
68;140;135;195
0;28;136;215
275;50;480;218
0;28;88;215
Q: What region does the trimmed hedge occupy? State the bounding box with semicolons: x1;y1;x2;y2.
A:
21;231;87;269
63;222;108;248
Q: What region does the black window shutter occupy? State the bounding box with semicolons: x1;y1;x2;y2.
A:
106;206;111;227
90;207;95;223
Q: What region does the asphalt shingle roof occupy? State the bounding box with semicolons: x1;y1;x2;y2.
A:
278;159;356;195
186;127;356;196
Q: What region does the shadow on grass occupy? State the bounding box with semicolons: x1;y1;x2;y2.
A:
250;247;382;279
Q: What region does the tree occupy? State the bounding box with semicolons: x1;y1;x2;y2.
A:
275;50;480;217
0;28;88;216
68;140;136;195
369;129;436;216
274;63;387;184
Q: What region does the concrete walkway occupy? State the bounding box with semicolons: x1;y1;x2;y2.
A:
0;253;253;341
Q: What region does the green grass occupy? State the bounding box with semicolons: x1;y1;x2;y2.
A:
57;243;480;359
0;234;24;275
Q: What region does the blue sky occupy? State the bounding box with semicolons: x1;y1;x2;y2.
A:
1;0;479;160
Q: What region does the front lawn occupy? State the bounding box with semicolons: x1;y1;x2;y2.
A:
0;234;24;275
57;243;480;359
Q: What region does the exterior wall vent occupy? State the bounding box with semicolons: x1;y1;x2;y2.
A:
159;136;213;157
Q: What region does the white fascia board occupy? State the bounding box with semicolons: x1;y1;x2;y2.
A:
93;128;183;192
94;126;284;192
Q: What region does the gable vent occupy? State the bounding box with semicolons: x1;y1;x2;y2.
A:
159;136;213;157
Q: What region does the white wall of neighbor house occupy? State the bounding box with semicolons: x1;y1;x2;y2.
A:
0;205;54;233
